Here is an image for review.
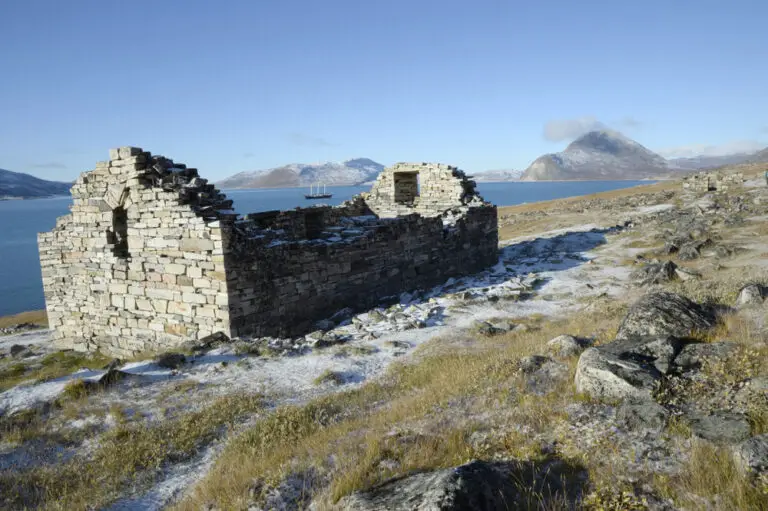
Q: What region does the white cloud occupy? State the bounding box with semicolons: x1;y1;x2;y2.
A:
656;140;766;159
542;116;609;142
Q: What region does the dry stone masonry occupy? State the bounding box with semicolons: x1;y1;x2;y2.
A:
39;148;498;356
682;170;744;192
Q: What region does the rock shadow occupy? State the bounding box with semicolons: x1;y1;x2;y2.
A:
339;457;589;510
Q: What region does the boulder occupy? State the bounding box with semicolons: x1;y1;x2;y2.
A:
631;261;677;286
518;355;553;374
678;243;701;260
674;342;736;372
616;401;670;432
575;336;686;402
736;284;765;306
521;358;569;396
338;460;582;510
9;344;27;358
575;347;659;403
685;410;752;444
674;267;701;281
733;434;768;475
472;320;504;336
313;332;346;348
155;352;186;369
546;335;590;358
615;292;717;341
486;319;517;333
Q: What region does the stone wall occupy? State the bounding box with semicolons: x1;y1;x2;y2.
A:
682;171;744;192
39;149;498;355
38;148;236;357
225;207;497;338
364;162;484;218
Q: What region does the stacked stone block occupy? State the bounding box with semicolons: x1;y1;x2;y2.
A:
682;171;744;192
39;150;498;355
39;147;235;357
364;163;485;218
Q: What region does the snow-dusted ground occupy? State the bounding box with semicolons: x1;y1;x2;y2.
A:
0;218;651;509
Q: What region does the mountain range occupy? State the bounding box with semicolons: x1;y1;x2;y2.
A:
519;130;768;181
216;158;385;189
0;168;72;199
219;132;766;187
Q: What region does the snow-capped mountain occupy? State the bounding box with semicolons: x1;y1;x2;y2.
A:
217;158;385;189
472;169;524;182
521;130;674;181
0;168;72;198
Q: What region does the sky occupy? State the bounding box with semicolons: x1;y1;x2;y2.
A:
1;0;767;182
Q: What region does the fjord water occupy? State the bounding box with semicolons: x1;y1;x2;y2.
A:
0;180;652;317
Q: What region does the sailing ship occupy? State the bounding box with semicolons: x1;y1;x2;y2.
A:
304;182;333;200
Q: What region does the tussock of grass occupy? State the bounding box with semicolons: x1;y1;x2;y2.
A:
655;440;768;511
61;379;92;400
0;351;112;392
0;393;264;510
313;370;346;386
175;308;625;510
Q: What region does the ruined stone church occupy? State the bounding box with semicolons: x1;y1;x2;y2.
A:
38;147;498;356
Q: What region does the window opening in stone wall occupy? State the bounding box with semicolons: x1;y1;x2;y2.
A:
111;206;130;258
304;210;325;239
394;171;420;204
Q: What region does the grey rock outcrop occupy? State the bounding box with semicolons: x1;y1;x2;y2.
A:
519;356;569;395
733;434;768;475
631;261;678;287
615;292;717;341
575;336;683;402
338;460;583;510
685;410;752;444
616;401;670;432
736;284;765;306
546;334;590;358
674;342;736;372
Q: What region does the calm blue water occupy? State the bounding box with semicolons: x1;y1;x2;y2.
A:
0;181;652;316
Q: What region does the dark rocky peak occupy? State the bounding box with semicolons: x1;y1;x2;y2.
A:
566;130;644;156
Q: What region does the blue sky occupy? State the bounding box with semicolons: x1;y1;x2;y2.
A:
1;0;767;182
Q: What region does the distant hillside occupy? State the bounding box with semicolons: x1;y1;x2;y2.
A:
521;130;675;181
669;152;765;170
747;147;768;164
217;158;385;189
0;168;72;198
473;169;523;182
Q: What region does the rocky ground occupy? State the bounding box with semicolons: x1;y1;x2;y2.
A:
1;169;767;510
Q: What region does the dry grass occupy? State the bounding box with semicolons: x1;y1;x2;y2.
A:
175;306;626;510
0;393;264;510
655;440;768;510
0;350;112;392
497;181;675;217
0;309;47;329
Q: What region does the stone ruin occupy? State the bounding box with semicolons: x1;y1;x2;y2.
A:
682;170;744;192
38;147;498;356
